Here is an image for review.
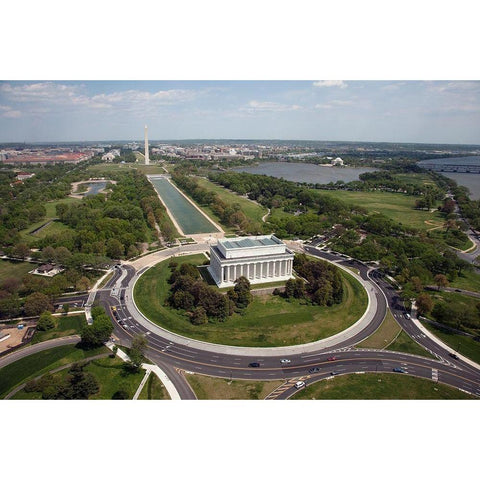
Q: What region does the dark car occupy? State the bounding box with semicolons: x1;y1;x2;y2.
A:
330;371;338;376
449;352;459;360
309;367;321;374
455;289;461;292
393;367;406;373
249;362;260;368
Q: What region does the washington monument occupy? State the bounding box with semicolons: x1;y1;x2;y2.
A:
144;125;150;165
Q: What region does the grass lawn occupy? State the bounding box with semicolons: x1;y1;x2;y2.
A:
87;163;167;175
421;321;480;365
317;190;445;231
31;314;86;344
357;309;401;349
138;372;170;400
393;172;438;187
84;356;146;399
134;254;368;347
0;259;35;282
0;344;108;398
185;373;284;400
449;269;480;293
386;330;437;359
291;373;474;399
194;176;267;229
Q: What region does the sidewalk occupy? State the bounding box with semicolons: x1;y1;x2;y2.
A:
411;303;480;370
105;342;181;400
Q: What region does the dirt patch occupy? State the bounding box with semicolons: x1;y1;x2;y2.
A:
0;327;28;353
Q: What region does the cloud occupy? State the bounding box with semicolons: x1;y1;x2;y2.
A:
313;80;347;89
243;100;302;112
314;99;354;109
0;105;21;118
0;82;200;117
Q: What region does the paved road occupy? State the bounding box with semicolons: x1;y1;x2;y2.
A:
93;245;480;399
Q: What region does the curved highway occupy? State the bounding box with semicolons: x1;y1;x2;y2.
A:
92;245;480;399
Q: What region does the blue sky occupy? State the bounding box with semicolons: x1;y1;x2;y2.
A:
1;80;479;144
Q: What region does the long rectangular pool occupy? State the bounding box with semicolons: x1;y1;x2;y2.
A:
149;176;219;235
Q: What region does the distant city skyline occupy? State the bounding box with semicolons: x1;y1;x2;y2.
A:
1;80;479;144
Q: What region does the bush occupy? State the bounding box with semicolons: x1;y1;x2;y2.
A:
36;311;56;331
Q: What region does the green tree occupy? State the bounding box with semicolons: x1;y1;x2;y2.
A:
434;273;449;290
416;293;433;315
62;303;70;315
106;238;124;259
191;306;208;325
24;292;53;316
36;311;56;331
129;334;148;368
233;276;252;309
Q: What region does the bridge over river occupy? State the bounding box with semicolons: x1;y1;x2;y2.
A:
421;163;480;173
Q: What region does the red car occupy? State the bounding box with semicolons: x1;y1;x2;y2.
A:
327;356;337;361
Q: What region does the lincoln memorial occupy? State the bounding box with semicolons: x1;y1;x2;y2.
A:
208;235;294;288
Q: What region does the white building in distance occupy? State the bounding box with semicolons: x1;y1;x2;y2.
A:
208;235;294;288
331;157;344;166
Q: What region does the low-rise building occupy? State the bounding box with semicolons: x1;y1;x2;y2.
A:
208;234;294;288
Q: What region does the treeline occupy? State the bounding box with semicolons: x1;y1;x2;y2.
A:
172;173;261;234
167;262;252;323
48;171;172;258
280;254;343;306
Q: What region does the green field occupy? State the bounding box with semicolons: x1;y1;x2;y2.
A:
449;269;480;293
291;373;474;399
31;314;86;344
193;176;267;232
357;309;401;349
19;197;80;244
0;344;108;398
393;173;438;187
185;373;283;400
317;190;445;231
0;259;34;282
133;254;368;347
87;163;167;175
386;330;436;359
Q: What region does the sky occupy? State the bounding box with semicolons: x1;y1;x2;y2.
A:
1;80;480;145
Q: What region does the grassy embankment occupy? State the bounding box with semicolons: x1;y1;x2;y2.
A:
356;309;435;359
134;254;367;347
0;259;35;282
291;373;474;399
138;373;170;400
449;269;480;293
0;344;108;398
185;374;283;400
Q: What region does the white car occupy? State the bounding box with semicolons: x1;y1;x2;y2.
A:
280;359;291;364
294;381;306;389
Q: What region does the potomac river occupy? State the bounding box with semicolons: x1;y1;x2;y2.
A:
233;162;375;184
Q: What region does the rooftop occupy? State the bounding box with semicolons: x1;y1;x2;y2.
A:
219;235;282;250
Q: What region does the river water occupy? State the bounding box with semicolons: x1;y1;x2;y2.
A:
418;156;480;200
233;162;375;184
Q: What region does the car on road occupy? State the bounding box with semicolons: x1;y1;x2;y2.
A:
249;362;260;368
294;381;306;389
455;289;461;292
308;367;321;373
330;371;338;376
449;352;459;359
393;367;406;373
327;356;337;361
280;359;291;364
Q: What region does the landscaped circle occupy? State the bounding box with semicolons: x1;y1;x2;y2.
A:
133;253;368;347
